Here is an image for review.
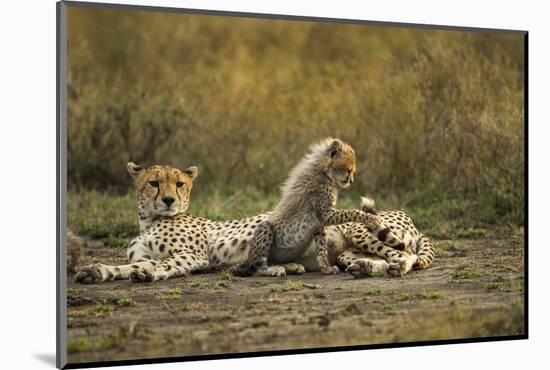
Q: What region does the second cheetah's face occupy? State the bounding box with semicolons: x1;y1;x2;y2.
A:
327;139;356;189
127;162;198;218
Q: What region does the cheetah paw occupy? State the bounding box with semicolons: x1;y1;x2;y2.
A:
263;266;287;277
345;260;373;278
75;265;103;284
284;263;306;275
386;259;407;277
321;265;340;275
130;267;155;283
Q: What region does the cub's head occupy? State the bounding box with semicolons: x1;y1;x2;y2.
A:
326;139;356;189
127;162;198;218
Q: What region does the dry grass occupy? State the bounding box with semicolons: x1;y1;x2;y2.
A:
67;8;525;226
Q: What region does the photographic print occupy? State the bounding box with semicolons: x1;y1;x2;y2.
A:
57;1;527;368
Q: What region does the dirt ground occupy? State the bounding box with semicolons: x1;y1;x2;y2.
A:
66;236;525;365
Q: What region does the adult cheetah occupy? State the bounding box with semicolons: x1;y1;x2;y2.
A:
75;163;269;283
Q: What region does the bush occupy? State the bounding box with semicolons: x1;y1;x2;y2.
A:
67;8;525;225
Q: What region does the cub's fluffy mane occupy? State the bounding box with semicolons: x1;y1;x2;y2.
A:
279;137;336;198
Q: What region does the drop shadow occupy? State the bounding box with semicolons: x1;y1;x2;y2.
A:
34;353;57;367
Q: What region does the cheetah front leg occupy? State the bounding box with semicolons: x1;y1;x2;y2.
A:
75;236;159;284
313;229;339;274
130;248;210;283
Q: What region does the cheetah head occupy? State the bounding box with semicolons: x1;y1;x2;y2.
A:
326;139;356;189
127;162;198;218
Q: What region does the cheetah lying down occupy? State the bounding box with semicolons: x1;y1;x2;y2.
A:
75;163;434;284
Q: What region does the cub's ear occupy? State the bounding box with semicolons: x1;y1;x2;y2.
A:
183;166;199;181
328;139;343;158
127;162;145;179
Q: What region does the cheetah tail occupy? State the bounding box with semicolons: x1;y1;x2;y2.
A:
360;195;377;215
414;234;435;270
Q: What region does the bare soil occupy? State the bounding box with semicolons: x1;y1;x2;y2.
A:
66;237;525;365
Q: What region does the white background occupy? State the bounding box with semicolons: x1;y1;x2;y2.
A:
0;0;546;368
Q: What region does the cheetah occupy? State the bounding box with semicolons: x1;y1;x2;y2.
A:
305;196;435;278
75;163;269;283
233;138;406;277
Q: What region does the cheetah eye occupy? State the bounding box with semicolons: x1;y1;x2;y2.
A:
149;181;159;188
176;181;184;188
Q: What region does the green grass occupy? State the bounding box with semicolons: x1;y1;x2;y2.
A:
111;298;136;307
456;227;487;239
164;287;182;299
68;303;116;318
189;281;210;289
451;268;486;280
416;291;446;299
440;241;470;252
67;337;93;353
91;303;115;313
370;270;386;277
382;306;396;316
68;187;517;245
270;280;304;292
366;289;383;296
486;282;505;291
218;272;240;282
68;331;127;353
394;291;445;301
394;292;411;301
68;190;138;239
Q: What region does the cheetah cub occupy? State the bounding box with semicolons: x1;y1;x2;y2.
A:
235;138;405;277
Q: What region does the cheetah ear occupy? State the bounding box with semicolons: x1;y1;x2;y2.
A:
183;166;198;181
127;162;145;179
328;139;343;158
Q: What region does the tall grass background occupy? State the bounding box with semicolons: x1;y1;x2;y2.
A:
67;7;525;238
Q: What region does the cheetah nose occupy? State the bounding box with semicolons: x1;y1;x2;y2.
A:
162;197;175;207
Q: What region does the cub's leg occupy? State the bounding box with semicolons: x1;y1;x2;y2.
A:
75;236;159;284
313;229;339;274
130;248;210;283
337;249;399;278
232;221;286;277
